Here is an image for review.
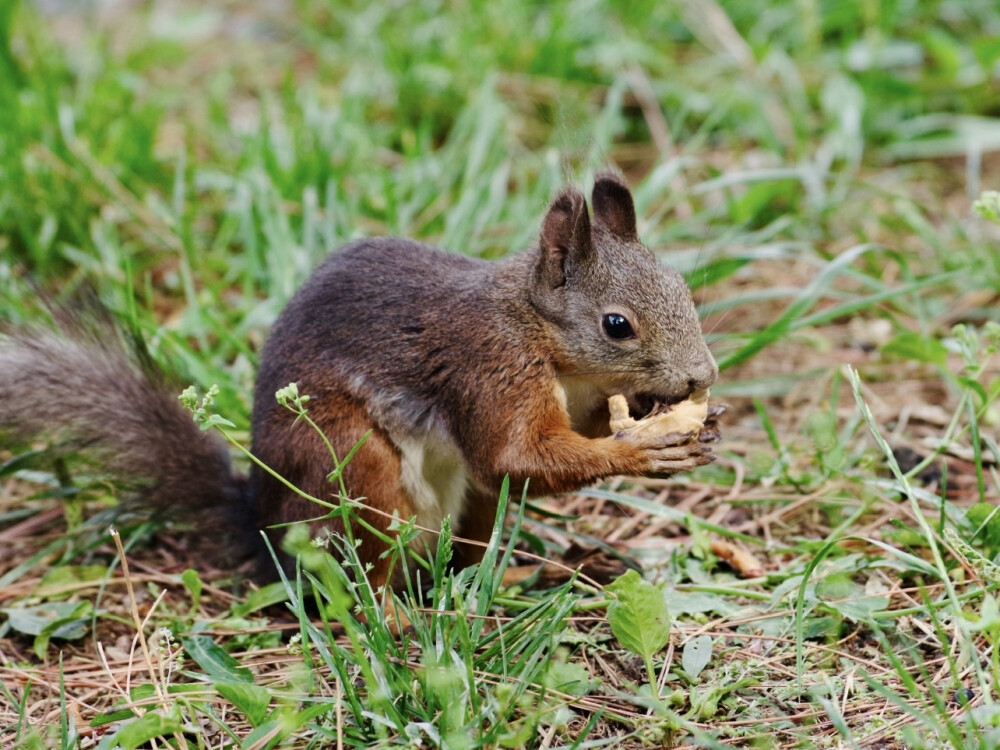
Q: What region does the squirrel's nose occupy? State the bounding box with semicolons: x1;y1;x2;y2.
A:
686;359;718;395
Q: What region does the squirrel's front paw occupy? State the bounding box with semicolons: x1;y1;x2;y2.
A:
613;431;715;476
609;390;721;476
644;435;715;475
697;403;727;444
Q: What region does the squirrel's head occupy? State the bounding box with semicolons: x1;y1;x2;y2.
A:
529;172;717;409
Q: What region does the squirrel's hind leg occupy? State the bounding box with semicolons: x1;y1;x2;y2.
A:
252;392;416;598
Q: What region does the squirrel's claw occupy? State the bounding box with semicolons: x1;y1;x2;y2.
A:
697;426;722;443
649;449;716;477
706;403;727;419
656;431;696;447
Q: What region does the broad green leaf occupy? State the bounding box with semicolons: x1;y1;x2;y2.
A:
110;709;184;749
3;601;90;637
827;596;890;625
667;590;738;617
202;413;236;430
182;635;253;683
181;569;203;611
606;570;670;662
217;682;271;727
231;581;289;617
814;575;889;625
241;705;330;747
803;616;841;639
815;573;856;600
682;635;713;681
3;601;92;657
544;660;598;696
38;565;108;594
90;708;136;727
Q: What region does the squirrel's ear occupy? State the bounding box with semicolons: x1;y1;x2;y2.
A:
591;172;637;241
538;187;593;288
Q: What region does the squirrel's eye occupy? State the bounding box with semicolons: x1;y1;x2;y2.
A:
602;313;635;340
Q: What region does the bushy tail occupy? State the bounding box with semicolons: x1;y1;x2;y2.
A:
0;312;248;538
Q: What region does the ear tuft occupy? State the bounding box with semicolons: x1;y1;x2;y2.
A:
591;171;637;241
537;187;593;288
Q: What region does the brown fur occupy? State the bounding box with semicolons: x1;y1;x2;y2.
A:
0;174;717;596
249;173;717;588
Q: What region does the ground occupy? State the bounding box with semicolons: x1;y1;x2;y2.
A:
2;0;1000;748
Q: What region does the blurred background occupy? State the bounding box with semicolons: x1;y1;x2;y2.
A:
3;0;999;420
4;2;1000;746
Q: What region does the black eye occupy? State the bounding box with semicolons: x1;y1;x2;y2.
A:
602;313;635;340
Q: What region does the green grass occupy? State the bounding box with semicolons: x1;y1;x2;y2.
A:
2;0;1000;747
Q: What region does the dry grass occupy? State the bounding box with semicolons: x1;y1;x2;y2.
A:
4;0;1000;747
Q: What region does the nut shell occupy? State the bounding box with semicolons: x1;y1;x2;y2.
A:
608;389;709;437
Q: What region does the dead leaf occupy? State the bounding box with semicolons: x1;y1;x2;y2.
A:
710;539;765;578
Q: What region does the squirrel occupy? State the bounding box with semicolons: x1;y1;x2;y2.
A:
0;172;719;598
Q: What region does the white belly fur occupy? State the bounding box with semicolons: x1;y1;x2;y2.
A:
393;428;469;535
555;376;605;432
